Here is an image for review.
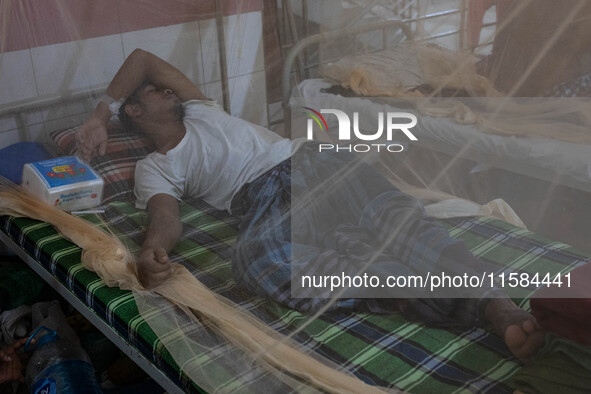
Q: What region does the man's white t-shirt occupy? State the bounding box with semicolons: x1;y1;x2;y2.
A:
134;100;292;212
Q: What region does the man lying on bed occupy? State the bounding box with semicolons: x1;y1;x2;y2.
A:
76;49;544;361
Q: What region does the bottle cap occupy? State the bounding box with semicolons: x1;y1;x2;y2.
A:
24;326;59;351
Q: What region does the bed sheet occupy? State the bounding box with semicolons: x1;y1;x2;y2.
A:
1;199;589;393
294;79;591;192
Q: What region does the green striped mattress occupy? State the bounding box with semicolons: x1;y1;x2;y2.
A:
1;199;588;393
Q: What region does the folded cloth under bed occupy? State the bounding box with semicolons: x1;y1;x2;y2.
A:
1;199;589;393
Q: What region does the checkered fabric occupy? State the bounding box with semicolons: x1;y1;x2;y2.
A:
543;73;591;97
50;123;152;203
1;201;588;393
231;146;497;326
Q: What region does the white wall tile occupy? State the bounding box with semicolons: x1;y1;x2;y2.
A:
28;122;46;144
229;71;267;126
31;34;125;96
0;111;44;136
0;116;18;133
43;114;88;136
224;12;264;78
41;100;92;121
199;18;221;84
0;50;38;106
200;81;224;106
26;111;44;125
0;129;21;150
123;22;205;85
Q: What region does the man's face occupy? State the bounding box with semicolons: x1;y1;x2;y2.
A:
136;83;182;121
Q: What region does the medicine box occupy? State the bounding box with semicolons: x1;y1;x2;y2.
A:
22;156;103;211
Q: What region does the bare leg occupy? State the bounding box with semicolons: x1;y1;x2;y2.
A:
485;298;545;361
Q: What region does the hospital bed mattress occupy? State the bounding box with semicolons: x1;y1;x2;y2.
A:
1;198;589;393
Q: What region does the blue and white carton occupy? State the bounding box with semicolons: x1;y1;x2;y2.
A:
22;156;103;211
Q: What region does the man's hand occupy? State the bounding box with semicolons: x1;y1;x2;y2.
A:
138;247;173;288
0;337;35;384
138;194;182;289
76;117;108;162
76;101;111;162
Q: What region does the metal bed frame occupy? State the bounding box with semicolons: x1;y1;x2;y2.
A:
277;0;495;106
281;19;414;108
0;86;105;145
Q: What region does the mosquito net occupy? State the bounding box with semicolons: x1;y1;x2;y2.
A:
1;0;590;392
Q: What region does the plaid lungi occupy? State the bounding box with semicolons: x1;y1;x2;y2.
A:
231;142;499;327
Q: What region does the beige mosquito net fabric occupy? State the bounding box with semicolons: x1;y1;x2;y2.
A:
0;184;393;393
2;0;591;392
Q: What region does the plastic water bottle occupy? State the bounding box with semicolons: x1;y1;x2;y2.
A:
25;326;103;394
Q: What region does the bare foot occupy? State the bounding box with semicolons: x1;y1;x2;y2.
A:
485;298;545;361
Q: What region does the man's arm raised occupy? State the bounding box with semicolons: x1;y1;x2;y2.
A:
106;48;208;103
77;49;207;160
138;193;182;288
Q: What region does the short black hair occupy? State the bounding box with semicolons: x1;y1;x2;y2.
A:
117;81;150;133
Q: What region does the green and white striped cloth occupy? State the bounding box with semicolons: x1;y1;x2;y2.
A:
1;199;588;393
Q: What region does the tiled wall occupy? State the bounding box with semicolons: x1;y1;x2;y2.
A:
0;1;268;150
